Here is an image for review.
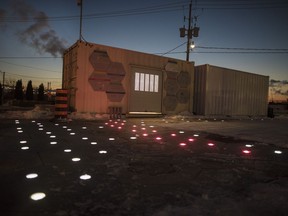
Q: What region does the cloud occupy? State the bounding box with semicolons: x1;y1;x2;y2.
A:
11;0;66;57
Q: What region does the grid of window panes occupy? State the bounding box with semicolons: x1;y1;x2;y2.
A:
134;72;159;92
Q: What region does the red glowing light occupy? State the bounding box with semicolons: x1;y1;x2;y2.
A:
171;133;177;137
143;133;148;137
208;143;215;147
132;129;137;132
242;150;251;154
110;125;115;127
118;127;122;129
179;143;186;146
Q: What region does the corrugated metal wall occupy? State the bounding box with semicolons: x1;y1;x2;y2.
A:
63;41;194;114
194;64;269;116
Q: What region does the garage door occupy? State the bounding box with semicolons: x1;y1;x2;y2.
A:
129;67;162;113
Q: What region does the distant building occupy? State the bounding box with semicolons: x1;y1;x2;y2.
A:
62;41;269;117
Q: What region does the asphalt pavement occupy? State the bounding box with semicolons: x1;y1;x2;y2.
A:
0;117;288;216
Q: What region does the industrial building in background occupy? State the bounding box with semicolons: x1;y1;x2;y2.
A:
62;40;269;117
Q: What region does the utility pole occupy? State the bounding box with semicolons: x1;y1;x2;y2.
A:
1;71;5;104
186;3;192;62
179;2;200;62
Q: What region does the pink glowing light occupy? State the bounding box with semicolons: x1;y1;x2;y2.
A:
110;125;115;127
208;143;215;147
155;137;162;141
179;143;187;146
132;129;137;133
188;138;194;142
171;133;177;137
118;126;122;129
143;133;148;137
242;150;251;154
152;130;157;133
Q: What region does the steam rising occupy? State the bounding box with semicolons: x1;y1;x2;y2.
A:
3;0;66;57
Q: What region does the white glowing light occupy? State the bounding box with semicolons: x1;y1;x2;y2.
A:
245;144;253;148
55;123;59;126
188;138;194;142
50;135;56;138
274;150;282;154
91;142;97;145
99;126;104;129
46;132;52;135
130;136;137;140
99;150;107;154
80;174;91;180
156;137;162;140
72;158;81;162
208;143;215;147
30;192;46;201
171;133;177;137
20;140;27;144
132;129;137;132
50;141;57;145
64;149;71;152
142;133;148;137
18;130;23;133
110;125;115;127
21;146;29;150
179;131;185;134
70;132;75;135
17;127;22;130
152;130;157;133
82;127;87;129
62;126;67;128
82;137;88;140
38;128;43;131
179;143;187;146
26;173;38;179
133;125;137;128
193;134;199;137
109;138;115;141
32;120;36;123
38;125;43;128
118;126;122;129
67;128;72;131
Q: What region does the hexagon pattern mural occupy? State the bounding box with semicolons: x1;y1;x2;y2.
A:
164;62;191;111
88;50;126;102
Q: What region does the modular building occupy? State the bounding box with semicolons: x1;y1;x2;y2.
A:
193;64;269;116
62;40;195;116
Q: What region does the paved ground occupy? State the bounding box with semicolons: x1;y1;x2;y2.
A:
0;117;288;216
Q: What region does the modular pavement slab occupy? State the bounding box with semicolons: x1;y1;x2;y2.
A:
0;117;288;216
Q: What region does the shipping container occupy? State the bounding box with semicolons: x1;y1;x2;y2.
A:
63;40;195;116
193;64;269;116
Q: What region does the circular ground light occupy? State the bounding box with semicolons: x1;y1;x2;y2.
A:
30;192;46;201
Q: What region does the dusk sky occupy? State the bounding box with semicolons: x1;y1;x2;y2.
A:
0;0;287;101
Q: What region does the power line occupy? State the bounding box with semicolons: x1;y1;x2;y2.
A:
0;60;61;73
1;0;287;23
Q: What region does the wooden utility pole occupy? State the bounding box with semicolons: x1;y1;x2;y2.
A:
186;3;192;62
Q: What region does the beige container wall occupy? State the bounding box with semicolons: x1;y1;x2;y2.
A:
194;64;269;116
63;41;194;114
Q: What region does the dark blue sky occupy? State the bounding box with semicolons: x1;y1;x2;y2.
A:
0;0;287;99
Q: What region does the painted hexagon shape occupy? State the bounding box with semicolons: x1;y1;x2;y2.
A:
177;89;189;104
177;71;191;88
107;62;126;77
88;72;110;91
165;79;179;96
89;51;112;72
163;95;178;111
